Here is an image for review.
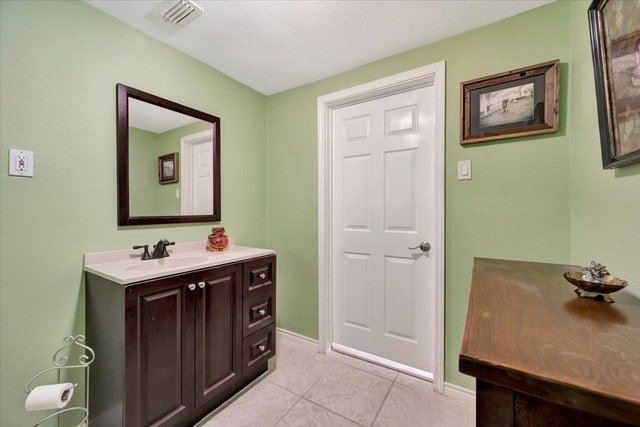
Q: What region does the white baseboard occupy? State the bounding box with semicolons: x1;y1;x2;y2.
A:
276;327;319;352
444;382;476;406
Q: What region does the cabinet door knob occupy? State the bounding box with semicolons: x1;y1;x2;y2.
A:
258;345;266;352
198;281;206;289
188;283;196;291
258;309;266;316
259;273;266;279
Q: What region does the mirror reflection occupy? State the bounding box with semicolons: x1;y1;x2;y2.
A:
128;99;214;216
117;83;221;226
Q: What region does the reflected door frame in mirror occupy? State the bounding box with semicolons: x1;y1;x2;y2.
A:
117;83;221;225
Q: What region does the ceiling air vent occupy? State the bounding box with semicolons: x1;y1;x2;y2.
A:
161;0;203;26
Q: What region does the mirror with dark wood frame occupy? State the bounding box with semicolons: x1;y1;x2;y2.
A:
117;83;221;225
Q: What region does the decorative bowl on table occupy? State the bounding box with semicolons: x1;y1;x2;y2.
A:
563;271;628;303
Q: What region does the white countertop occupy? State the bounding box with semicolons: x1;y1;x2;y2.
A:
84;241;275;285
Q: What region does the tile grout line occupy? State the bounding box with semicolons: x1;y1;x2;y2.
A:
272;395;303;426
273;371;368;426
370;381;394;426
204;341;468;426
326;352;399;382
300;396;368;427
312;353;397;425
274;342;464;425
279;339;399;383
292;366;374;426
299;374;324;398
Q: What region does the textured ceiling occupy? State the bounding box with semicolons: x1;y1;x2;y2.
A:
85;0;554;95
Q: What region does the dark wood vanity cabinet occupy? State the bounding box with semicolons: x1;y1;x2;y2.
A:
124;273;195;426
86;255;276;427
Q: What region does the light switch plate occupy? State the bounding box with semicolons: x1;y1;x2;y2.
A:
9;149;34;177
458;160;471;180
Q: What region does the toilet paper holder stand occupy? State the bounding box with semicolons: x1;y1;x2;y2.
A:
25;335;95;427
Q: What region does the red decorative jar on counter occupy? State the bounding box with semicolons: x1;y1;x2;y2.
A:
207;227;229;252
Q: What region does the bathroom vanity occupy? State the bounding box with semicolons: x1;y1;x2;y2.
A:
84;243;276;426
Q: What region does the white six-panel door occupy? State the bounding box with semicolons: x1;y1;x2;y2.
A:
191;141;213;215
331;86;436;374
181;130;214;215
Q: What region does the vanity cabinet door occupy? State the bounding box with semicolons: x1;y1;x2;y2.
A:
125;275;195;427
193;264;243;410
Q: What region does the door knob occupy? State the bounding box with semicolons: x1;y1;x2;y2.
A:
259;273;266;279
258;345;266;352
198;281;205;289
408;242;431;252
188;283;196;291
258;309;266;316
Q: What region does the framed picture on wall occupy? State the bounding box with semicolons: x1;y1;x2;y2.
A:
588;0;640;169
158;152;179;184
460;60;559;144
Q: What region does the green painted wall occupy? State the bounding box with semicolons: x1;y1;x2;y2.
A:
568;1;640;295
2;1;638;425
266;1;572;389
129;127;158;215
0;1;266;425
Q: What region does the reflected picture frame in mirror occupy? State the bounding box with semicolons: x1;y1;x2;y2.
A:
158;152;179;184
117;83;221;225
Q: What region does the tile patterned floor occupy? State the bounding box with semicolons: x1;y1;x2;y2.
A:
199;338;474;427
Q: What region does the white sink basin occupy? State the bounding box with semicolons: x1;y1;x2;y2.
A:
126;256;209;272
84;243;276;285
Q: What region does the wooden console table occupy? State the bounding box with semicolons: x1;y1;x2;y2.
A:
459;258;640;426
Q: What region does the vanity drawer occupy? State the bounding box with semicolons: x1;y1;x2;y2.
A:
243;290;275;337
243;256;276;298
242;323;275;376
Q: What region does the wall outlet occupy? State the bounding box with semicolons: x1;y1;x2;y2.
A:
9;149;34;177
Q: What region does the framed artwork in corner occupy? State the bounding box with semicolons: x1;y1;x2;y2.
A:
460;60;559;145
158;152;179;184
588;0;640;169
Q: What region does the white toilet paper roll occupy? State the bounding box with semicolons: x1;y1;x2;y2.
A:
25;383;75;412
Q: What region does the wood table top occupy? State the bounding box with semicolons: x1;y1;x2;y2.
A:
459;258;640;422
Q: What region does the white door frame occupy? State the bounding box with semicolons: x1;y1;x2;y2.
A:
317;62;445;393
180;129;213;215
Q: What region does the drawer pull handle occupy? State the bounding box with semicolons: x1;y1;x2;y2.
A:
259;273;266;279
188;283;196;291
258;309;266;316
258;345;266;352
198;281;205;289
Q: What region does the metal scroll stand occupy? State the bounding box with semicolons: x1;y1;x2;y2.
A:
25;335;95;427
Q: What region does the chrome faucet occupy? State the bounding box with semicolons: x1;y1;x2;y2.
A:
133;239;175;260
